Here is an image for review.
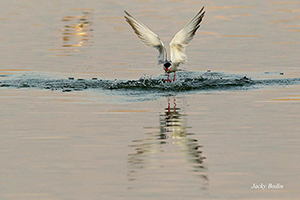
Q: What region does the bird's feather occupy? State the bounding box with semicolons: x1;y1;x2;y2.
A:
170;7;205;65
124;11;167;65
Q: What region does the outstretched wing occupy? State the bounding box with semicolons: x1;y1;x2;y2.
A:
124;11;167;65
170;7;205;65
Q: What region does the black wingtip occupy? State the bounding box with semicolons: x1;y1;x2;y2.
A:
199;6;205;13
124;10;131;17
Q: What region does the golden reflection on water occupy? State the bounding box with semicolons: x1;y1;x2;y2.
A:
269;19;294;24
128;97;208;190
276;8;300;12
51;10;93;56
273;95;300;101
268;2;300;35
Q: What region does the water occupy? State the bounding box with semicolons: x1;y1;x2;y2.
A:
1;0;300;199
1;72;300;93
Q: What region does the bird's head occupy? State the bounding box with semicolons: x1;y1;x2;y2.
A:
163;61;171;73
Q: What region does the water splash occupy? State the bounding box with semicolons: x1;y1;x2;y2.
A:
1;72;300;94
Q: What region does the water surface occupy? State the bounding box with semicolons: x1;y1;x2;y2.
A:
0;0;300;199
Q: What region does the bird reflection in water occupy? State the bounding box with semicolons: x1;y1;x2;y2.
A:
128;97;208;191
60;10;93;56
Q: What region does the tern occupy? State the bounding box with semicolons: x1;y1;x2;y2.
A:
124;7;205;82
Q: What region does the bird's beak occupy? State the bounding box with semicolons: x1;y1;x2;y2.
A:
165;68;169;73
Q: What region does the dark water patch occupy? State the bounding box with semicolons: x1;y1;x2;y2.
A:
255;78;300;86
0;74;12;78
1;72;300;95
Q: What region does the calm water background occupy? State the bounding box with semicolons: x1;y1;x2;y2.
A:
1;0;300;199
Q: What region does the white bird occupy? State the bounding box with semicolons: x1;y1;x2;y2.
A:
124;7;205;82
